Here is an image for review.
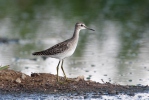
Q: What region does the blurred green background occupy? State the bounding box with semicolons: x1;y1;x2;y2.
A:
0;0;149;85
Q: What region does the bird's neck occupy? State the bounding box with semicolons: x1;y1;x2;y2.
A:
72;27;80;40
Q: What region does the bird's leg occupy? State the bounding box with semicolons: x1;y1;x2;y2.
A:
61;59;67;80
56;60;61;82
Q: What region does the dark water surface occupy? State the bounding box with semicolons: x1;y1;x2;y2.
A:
0;0;149;86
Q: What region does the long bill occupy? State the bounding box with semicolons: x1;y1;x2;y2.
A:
85;26;95;31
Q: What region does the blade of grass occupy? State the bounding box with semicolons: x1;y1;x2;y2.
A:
0;65;9;70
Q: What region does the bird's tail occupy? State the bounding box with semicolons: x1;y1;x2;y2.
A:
32;52;42;55
32;52;48;60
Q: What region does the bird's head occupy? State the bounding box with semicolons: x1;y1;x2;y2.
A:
75;22;95;31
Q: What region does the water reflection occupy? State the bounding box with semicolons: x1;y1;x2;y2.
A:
0;0;149;85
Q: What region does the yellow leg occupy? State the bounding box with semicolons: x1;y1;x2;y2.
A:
56;60;61;81
61;59;67;80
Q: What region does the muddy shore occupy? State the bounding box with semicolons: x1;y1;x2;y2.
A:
0;69;148;95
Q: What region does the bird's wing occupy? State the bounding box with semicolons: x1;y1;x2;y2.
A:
32;40;69;56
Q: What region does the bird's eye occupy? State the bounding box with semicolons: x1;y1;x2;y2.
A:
81;24;83;27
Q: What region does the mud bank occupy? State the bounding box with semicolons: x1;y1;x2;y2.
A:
0;70;148;95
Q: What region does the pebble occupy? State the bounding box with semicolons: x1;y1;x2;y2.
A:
21;74;26;79
16;78;21;83
75;76;84;81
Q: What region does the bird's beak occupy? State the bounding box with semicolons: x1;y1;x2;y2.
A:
85;26;95;31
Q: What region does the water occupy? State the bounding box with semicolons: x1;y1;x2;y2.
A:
1;92;149;100
0;0;149;99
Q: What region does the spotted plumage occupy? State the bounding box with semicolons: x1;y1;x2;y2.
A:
32;39;70;56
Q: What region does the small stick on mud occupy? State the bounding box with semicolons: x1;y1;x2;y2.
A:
101;79;105;83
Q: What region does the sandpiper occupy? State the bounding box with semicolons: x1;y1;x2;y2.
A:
32;22;95;81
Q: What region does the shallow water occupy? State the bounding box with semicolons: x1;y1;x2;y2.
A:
0;0;149;86
1;92;149;100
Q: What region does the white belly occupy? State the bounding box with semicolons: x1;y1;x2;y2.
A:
49;42;78;60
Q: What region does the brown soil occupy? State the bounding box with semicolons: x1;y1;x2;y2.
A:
0;69;148;95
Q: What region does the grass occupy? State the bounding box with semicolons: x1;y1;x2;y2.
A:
0;65;9;70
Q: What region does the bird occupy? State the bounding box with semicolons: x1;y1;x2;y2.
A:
32;22;95;81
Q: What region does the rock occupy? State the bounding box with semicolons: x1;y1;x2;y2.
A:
75;75;84;81
15;78;21;83
21;74;26;80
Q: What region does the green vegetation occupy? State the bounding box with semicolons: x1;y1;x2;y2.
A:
0;65;9;70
